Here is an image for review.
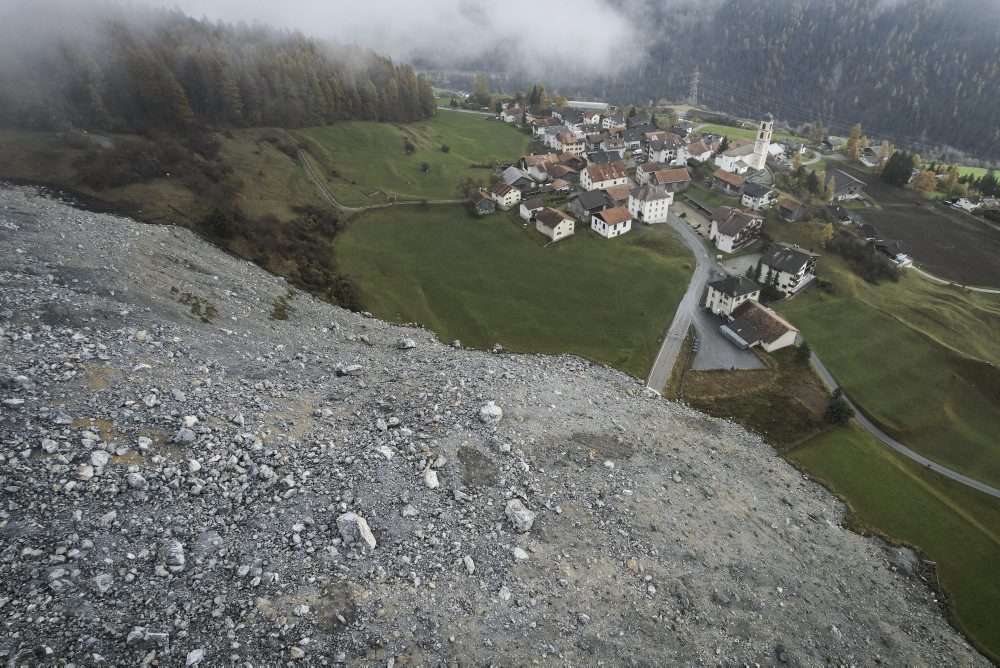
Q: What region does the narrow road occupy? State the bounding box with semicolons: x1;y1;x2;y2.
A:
911;266;1000;294
645;215;713;392
808;349;1000;498
436;106;494;116
279;129;464;213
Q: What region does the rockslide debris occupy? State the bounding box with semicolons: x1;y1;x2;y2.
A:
0;185;986;665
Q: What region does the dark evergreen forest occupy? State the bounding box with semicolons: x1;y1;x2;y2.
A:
0;8;437;132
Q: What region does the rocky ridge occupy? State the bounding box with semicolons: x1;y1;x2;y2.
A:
0;185;985;665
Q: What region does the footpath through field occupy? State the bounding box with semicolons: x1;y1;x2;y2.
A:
279;129;464;213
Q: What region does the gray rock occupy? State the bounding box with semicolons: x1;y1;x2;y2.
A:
336;512;377;551
505;499;536;532
162;540;186;573
479;401;503;424
172;427;196;444
186;648;205;666
127;472;148;490
397;337;416;350
94;573;113;595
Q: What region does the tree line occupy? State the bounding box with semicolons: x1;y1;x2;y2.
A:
0;9;437;133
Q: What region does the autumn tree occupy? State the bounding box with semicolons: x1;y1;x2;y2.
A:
912;170;938;192
845;122;862;160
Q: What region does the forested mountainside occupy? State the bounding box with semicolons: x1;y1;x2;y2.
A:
429;0;1000;159
0;7;437;132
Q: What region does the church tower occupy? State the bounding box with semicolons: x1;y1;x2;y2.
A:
751;113;773;171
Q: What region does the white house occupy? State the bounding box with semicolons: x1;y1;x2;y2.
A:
535;207;576;242
709;207;764;253
719;300;798;352
602;113;626;131
580;162;629;191
553;131;585;155
519;197;545;221
952;196;982;211
591;206;633;238
489;182;522;210
740;181;778;210
676;141;712;165
704;275;761;316
759;242;820;296
829;169;866;201
499;106;522;123
628;184;673;223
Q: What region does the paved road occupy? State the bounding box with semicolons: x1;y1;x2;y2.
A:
808;349;1000;499
911;266;1000;294
645;215;762;391
436;106;494;116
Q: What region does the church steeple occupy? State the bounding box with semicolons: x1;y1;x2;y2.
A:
751;113;773;171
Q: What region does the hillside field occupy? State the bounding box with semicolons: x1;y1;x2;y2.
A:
791;424;1000;661
296;110;531;204
335;206;693;379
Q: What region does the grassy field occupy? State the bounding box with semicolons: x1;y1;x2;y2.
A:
694;123;798;144
923;163;996;179
335;206;693;378
768;219;1000;487
0;127;323;225
791;423;1000;661
296;109;531;202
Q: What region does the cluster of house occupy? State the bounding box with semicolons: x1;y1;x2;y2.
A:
472;106;814;243
700;241;821;352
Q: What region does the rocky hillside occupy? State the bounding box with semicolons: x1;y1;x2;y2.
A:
0;185;985;665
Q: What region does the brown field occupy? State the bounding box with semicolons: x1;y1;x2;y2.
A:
836;163;1000;286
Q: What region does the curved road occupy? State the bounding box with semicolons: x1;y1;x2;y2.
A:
645;215;714;392
808;351;1000;499
650;203;1000;499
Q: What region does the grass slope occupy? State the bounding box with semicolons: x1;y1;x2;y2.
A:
791;423;1000;661
297;110;531;203
694;123;797;144
769;219;1000;487
335;206;693;378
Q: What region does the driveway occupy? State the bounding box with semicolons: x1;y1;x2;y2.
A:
690;295;764;371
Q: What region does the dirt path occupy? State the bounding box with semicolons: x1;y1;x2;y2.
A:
279;129;465;213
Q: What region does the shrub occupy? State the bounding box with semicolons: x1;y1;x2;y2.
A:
441;144;450;153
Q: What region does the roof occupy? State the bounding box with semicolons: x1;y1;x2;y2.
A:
470;191;493;206
502;166;531;185
723;142;756;157
708;275;760;299
779;197;803;211
686;141;710;155
877;239;908;256
594;206;633;226
566;100;609;111
584;162;628;182
712;206;763;237
629;184;671;203
571;189;610;211
830;169;866;192
858;223;879;238
652;167;691;185
522;198;545;211
741;181;772;198
713;168;745;188
724;300;798;346
535;207;574;229
603;184;634;203
587;150;625;165
490;182;515;197
557;132;579;144
547;164;577;178
523;153;557;167
761;242;820;274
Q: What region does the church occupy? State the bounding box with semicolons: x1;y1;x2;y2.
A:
713;113;773;174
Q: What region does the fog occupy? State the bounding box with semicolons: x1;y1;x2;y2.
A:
136;0;640;75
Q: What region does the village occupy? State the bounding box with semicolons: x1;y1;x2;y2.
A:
466;101;927;357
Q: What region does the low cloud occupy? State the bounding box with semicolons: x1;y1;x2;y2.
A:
136;0;642;76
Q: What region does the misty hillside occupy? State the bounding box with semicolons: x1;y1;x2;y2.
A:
430;0;1000;159
0;6;436;132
